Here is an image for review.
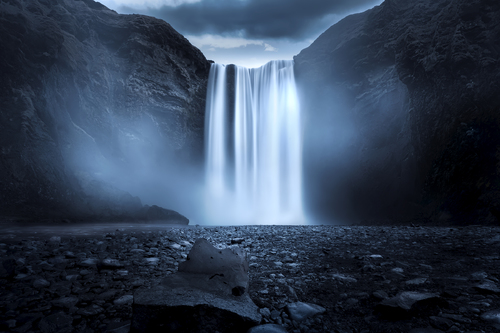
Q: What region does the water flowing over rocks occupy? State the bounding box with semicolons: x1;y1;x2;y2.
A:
0;0;210;220
294;0;500;225
1;223;499;332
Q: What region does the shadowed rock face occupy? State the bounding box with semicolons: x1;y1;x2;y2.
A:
0;0;210;219
295;0;500;224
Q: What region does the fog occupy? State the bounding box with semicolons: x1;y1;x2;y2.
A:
64;60;414;226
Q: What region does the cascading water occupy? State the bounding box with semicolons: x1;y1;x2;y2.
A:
205;60;304;224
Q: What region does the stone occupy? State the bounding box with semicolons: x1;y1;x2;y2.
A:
406;278;427;285
38;312;73;333
375;292;444;319
232;238;245;244
481;309;500;329
33;278;51;289
332;274;357;283
51;297;79;309
114;295;134;306
49;237;61;243
474;280;500;294
285;302;326;322
247;324;288;333
99;259;123;269
79;259;99;267
259;308;271;318
429;316;454;331
178;238;249;290
372;290;389;300
131;238;260;333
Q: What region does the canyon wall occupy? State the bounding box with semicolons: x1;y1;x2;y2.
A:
0;0;210;220
295;0;500;224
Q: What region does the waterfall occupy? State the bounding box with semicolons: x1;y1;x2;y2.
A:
205;60;304;224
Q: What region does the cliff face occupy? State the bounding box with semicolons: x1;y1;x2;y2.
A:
295;0;500;224
0;0;210;219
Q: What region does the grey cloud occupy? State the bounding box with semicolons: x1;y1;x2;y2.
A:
122;0;381;40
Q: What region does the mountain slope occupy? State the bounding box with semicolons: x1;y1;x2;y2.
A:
295;0;500;224
0;0;210;219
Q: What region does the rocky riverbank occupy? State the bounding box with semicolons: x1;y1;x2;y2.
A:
1;224;499;332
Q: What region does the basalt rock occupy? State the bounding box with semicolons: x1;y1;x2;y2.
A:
131;238;260;333
295;0;500;224
0;0;210;219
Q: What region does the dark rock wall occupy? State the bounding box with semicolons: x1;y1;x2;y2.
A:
295;0;500;224
0;0;210;219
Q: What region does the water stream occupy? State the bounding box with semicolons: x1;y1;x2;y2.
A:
205;60;304;224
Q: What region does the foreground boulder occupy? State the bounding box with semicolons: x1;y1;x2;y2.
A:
131;238;261;332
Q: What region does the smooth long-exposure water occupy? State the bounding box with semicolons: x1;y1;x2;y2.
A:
205;60;304;224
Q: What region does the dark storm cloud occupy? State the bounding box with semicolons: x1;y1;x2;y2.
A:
128;0;380;40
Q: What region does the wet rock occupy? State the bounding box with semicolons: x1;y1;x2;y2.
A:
49;237;61;243
259;307;271;318
474;280;500;294
373;290;389;300
481;309;500;329
99;259;123;269
114;295;134;306
33;278;51;288
79;259;99;267
247;324;288;333
178;238;249;289
51;297;79;309
429;316;454;331
131;238;260;333
332;274;357;283
406;278;427;285
375;291;443;319
38;312;73;333
285;302;326;322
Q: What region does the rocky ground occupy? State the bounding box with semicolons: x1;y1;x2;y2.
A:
1;223;500;333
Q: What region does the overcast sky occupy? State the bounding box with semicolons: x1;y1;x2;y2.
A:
99;0;383;68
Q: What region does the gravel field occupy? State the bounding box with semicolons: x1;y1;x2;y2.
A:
1;222;500;332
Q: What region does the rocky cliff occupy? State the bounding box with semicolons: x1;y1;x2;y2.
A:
295;0;500;224
0;0;210;220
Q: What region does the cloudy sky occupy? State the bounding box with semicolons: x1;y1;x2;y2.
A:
99;0;383;68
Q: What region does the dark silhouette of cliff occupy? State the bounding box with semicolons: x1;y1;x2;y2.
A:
295;0;500;225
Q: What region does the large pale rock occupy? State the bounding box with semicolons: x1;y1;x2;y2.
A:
178;238;249;289
131;238;260;333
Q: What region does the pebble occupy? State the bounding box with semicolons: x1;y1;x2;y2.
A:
114;295;134;306
285;301;326;322
0;225;498;332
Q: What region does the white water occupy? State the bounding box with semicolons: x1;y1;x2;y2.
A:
204;60;304;225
